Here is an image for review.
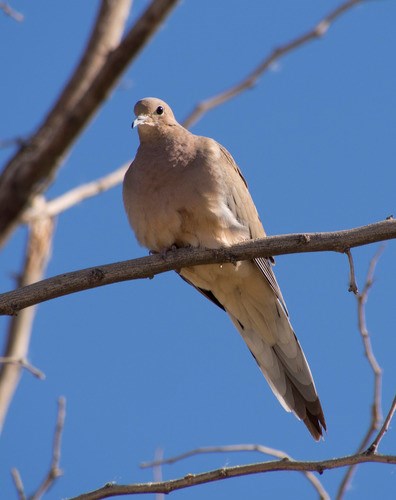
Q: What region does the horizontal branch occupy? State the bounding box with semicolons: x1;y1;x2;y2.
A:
0;219;395;316
71;453;396;499
141;443;330;500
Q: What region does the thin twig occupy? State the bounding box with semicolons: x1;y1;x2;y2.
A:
345;248;359;294
31;397;66;500
22;164;128;222
141;444;330;500
153;448;165;500
182;0;363;128
336;247;384;499
0;2;24;21
0;357;45;380
11;468;26;500
366;395;396;454
70;453;396;499
1;219;396;316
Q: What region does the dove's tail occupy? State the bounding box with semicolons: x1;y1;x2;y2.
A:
180;260;326;440
228;300;326;441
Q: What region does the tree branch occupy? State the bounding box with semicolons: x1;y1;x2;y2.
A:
70;453;396;499
336;248;384;499
11;468;26;500
0;2;24;22
30;397;66;500
0;219;395;315
141;444;330;500
367;395;396;454
22;164;128;222
0;0;180;247
0;356;45;380
12;398;66;500
182;0;364;128
0;203;54;431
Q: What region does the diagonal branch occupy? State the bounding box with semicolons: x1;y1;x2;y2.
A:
22;164;128;222
0;219;395;315
0;0;180;247
70;453;396;499
0;2;24;22
182;0;364;128
367;395;396;454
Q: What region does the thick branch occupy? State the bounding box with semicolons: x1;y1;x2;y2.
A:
71;454;396;499
0;220;395;315
0;0;180;247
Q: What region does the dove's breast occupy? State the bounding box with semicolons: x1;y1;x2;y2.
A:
123;139;249;252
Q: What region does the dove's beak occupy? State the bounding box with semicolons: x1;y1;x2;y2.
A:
132;115;148;129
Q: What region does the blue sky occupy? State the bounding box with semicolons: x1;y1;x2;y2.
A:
1;1;395;499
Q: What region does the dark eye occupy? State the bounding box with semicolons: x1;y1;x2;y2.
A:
156;106;164;115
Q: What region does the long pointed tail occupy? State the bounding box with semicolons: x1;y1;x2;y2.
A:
229;306;326;440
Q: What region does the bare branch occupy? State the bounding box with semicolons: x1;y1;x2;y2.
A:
0;357;45;380
336;248;384;499
22;164;128;222
141;444;330;500
366;395;396;454
182;0;364;128
11;468;26;500
0;219;395;315
31;397;66;500
0;206;54;431
70;453;396;499
345;248;359;294
0;0;180;248
0;2;24;22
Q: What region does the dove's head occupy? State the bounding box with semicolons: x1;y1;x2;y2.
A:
132;98;177;139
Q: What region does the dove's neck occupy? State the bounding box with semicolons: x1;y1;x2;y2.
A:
137;122;187;144
137;124;198;166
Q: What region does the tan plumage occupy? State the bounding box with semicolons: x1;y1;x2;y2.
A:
123;97;326;440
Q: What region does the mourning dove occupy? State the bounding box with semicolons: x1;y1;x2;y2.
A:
123;97;326;440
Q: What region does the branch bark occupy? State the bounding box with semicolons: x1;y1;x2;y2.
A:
0;0;180;247
70;453;396;499
141;444;330;500
0;206;54;431
0;219;395;315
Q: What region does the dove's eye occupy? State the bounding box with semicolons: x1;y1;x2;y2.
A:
156;106;164;115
